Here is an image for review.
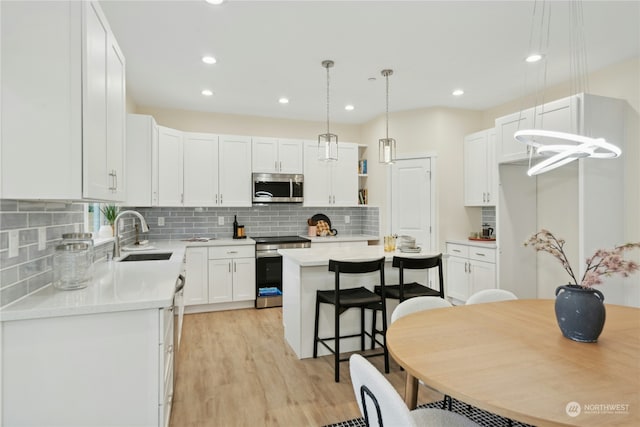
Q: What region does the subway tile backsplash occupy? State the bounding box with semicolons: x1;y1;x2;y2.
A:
131;205;379;240
0;200;85;307
1;199;379;308
481;206;496;231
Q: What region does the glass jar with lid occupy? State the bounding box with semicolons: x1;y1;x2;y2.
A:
61;232;94;264
53;242;93;290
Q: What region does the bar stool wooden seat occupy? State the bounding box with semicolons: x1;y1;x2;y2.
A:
313;257;389;382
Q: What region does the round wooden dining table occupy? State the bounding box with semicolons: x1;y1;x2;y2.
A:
386;299;639;426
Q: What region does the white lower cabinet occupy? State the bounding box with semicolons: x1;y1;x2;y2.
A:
208;246;256;303
446;242;496;303
1;308;173;427
184;245;256;311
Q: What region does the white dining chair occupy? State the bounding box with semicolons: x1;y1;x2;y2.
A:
349;354;478;427
466;289;518;305
391;296;452;323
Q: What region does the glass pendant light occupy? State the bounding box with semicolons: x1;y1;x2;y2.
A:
318;60;338;161
515;0;621;176
379;69;396;164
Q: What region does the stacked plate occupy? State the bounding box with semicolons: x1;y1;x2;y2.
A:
398;235;421;253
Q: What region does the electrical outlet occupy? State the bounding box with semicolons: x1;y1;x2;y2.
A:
38;227;47;251
218;216;224;225
345;215;350;224
158;217;165;226
8;230;19;258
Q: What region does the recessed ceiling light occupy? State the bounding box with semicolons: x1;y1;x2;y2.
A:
526;53;543;63
205;0;224;5
368;77;377;82
278;97;289;104
345;105;355;111
452;89;464;96
201;89;213;96
202;56;217;65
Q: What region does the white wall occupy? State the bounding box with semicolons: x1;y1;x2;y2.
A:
134;106;362;142
359;107;483;251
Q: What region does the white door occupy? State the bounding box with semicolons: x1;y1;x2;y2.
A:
106;35;126;201
464;132;488;206
303;141;331;206
469;260;496;295
158;127;183;206
278;139;304;174
183;133;218;206
208;259;233;303
446;256;469;301
219;135;252;206
332;143;358;206
252;137;279;173
232;258;256;301
390;157;432;250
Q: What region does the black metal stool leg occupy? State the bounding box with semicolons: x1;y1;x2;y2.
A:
360;307;365;351
334;300;340;382
313;294;320;358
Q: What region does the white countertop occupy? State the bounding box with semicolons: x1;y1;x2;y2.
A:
446;238;497;249
303;234;379;243
279;245;442;267
0;238;256;322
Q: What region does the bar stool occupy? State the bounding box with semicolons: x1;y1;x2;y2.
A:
376;255;444;301
313;257;389;383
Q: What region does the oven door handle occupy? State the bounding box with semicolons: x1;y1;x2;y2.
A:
256;250;282;258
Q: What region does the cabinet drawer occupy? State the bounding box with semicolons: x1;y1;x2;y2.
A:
468;247;496;263
208;245;255;259
446;243;469;258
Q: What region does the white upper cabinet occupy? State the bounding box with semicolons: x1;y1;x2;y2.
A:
156;130;251;207
183;133;219;207
464;128;497;206
1;1;126;201
219;135;252;206
496;95;579;164
252;137;303;174
158;127;184;206
303;141;358;206
126;114;159;207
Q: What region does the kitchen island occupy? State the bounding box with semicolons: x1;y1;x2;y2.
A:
278;245;442;359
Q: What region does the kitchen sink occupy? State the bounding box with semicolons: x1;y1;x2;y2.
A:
119;252;173;262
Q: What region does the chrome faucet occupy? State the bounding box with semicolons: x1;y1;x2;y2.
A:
113;210;150;258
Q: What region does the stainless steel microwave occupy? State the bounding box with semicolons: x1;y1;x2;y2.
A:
252;173;304;203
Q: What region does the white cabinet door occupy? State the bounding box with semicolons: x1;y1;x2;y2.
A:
486;129;498;205
105;32;126;201
183;133;219;206
184;248;209;306
252;137;279;173
496;109;533;164
278;139;304;174
469;260;496;295
232;258;256;301
533;95;579;133
158;127;184;206
332;143;359;206
82;1;110;200
126;114;158;206
219;135;252;206
208;259;233;303
303;141;358;206
303;141;332;206
464;131;488;206
446;256;469;301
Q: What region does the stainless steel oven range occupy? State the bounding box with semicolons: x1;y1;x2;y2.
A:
253;236;311;308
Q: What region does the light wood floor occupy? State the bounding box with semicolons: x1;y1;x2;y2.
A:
169;308;442;426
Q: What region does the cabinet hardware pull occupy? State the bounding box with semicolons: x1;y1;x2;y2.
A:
483;192;486;203
468;263;472;273
275;160;278;171
228;262;231;273
220;194;223;204
114;171;117;191
228;251;238;254
279;161;282;171
234;262;236;273
453;249;461;253
215;194;218;204
464;262;468;273
487;193;490;203
475;253;485;256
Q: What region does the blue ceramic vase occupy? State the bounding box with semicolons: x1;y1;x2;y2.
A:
555;284;606;343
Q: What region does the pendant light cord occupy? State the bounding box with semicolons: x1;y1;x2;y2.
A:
326;63;331;136
385;72;389;139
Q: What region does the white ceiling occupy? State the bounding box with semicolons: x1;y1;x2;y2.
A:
100;0;640;125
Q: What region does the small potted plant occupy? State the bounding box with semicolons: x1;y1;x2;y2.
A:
525;229;639;342
100;204;119;237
